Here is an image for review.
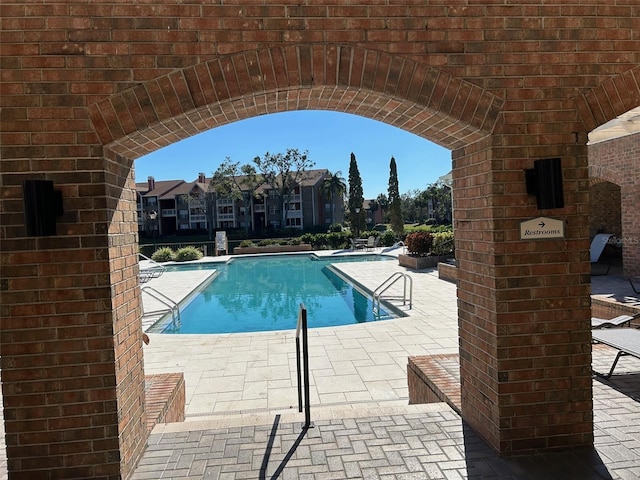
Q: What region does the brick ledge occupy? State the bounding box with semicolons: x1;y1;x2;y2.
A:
145;373;185;433
408;354;461;415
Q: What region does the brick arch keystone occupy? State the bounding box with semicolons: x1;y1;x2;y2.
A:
88;45;504;158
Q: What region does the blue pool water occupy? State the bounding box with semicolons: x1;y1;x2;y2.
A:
151;254;398;334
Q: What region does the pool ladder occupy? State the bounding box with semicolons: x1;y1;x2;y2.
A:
141;286;181;330
372;272;412;317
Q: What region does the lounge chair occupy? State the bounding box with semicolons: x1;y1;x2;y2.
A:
592;327;640;378
591;314;635;329
590;233;612;276
139;253;165;282
349;238;365;251
630;276;640;294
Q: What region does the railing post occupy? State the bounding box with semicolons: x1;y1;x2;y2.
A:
295;303;313;430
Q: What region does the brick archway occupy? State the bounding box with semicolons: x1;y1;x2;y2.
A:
2;2;640;478
90;45;502;158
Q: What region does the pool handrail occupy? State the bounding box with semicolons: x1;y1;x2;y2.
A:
295;303;313;430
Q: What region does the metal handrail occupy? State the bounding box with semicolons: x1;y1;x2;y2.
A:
295;303;313;430
372;272;413;317
141;286;181;329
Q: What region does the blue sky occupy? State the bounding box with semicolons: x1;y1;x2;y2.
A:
135;110;452;199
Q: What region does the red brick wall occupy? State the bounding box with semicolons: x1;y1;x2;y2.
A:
1;1;640;475
590;133;640;277
590;182;621;238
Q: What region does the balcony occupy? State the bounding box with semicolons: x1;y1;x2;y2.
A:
162;209;176;216
286;210;302;219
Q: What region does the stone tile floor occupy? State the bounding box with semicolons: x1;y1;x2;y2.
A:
1;248;640;479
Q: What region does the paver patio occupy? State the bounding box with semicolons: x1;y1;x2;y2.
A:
2;250;640;479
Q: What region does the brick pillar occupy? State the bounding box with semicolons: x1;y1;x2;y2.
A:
453;137;593;453
0;153;147;478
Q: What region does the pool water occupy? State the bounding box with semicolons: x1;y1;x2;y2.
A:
151;254;398;334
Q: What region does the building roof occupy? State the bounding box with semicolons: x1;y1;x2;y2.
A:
588;106;640;145
136;169;330;200
135;179;184;198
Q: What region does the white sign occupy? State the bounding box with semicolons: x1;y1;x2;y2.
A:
519;217;564;240
216;231;228;252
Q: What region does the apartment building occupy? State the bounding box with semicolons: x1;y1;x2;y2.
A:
135;169;345;235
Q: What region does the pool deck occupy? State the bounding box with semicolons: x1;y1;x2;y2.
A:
129;249;640;479
2;248;640;479
141;248;459;417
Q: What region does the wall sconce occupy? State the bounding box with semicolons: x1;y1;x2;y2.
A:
525;157;564;210
23;180;64;236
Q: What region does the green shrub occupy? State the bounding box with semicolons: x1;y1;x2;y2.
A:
431;232;455;256
239;240;255;248
326;231;347;249
379;230;399;247
405;231;434;256
258;239;278;247
151;247;175;262
327;223;343;233
311;233;329;249
174;246;204;262
300;233;314;245
289;237;302;246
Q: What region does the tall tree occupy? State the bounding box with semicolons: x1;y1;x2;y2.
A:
424;181;452;224
253;148;315;228
211;158;265;234
375;193;389;222
347;152;365;237
388;156;404;236
320;170;347;225
182;183;215;239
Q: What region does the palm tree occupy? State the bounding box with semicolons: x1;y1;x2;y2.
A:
320;171;347;225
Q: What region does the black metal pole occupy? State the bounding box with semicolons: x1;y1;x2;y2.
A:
295;336;302;413
301;306;312;429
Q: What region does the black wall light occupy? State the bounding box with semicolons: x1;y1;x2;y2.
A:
525;157;564;210
23;180;64;236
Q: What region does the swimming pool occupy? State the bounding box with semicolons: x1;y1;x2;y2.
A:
149;254;400;334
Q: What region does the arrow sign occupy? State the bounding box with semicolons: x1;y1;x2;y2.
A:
520;217;564;240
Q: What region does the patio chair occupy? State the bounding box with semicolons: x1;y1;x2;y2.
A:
591;314;637;329
366;236;375;251
630;276;640;294
590;233;612;276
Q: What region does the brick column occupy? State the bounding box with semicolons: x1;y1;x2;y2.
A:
0;153;147;478
453;136;593;453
